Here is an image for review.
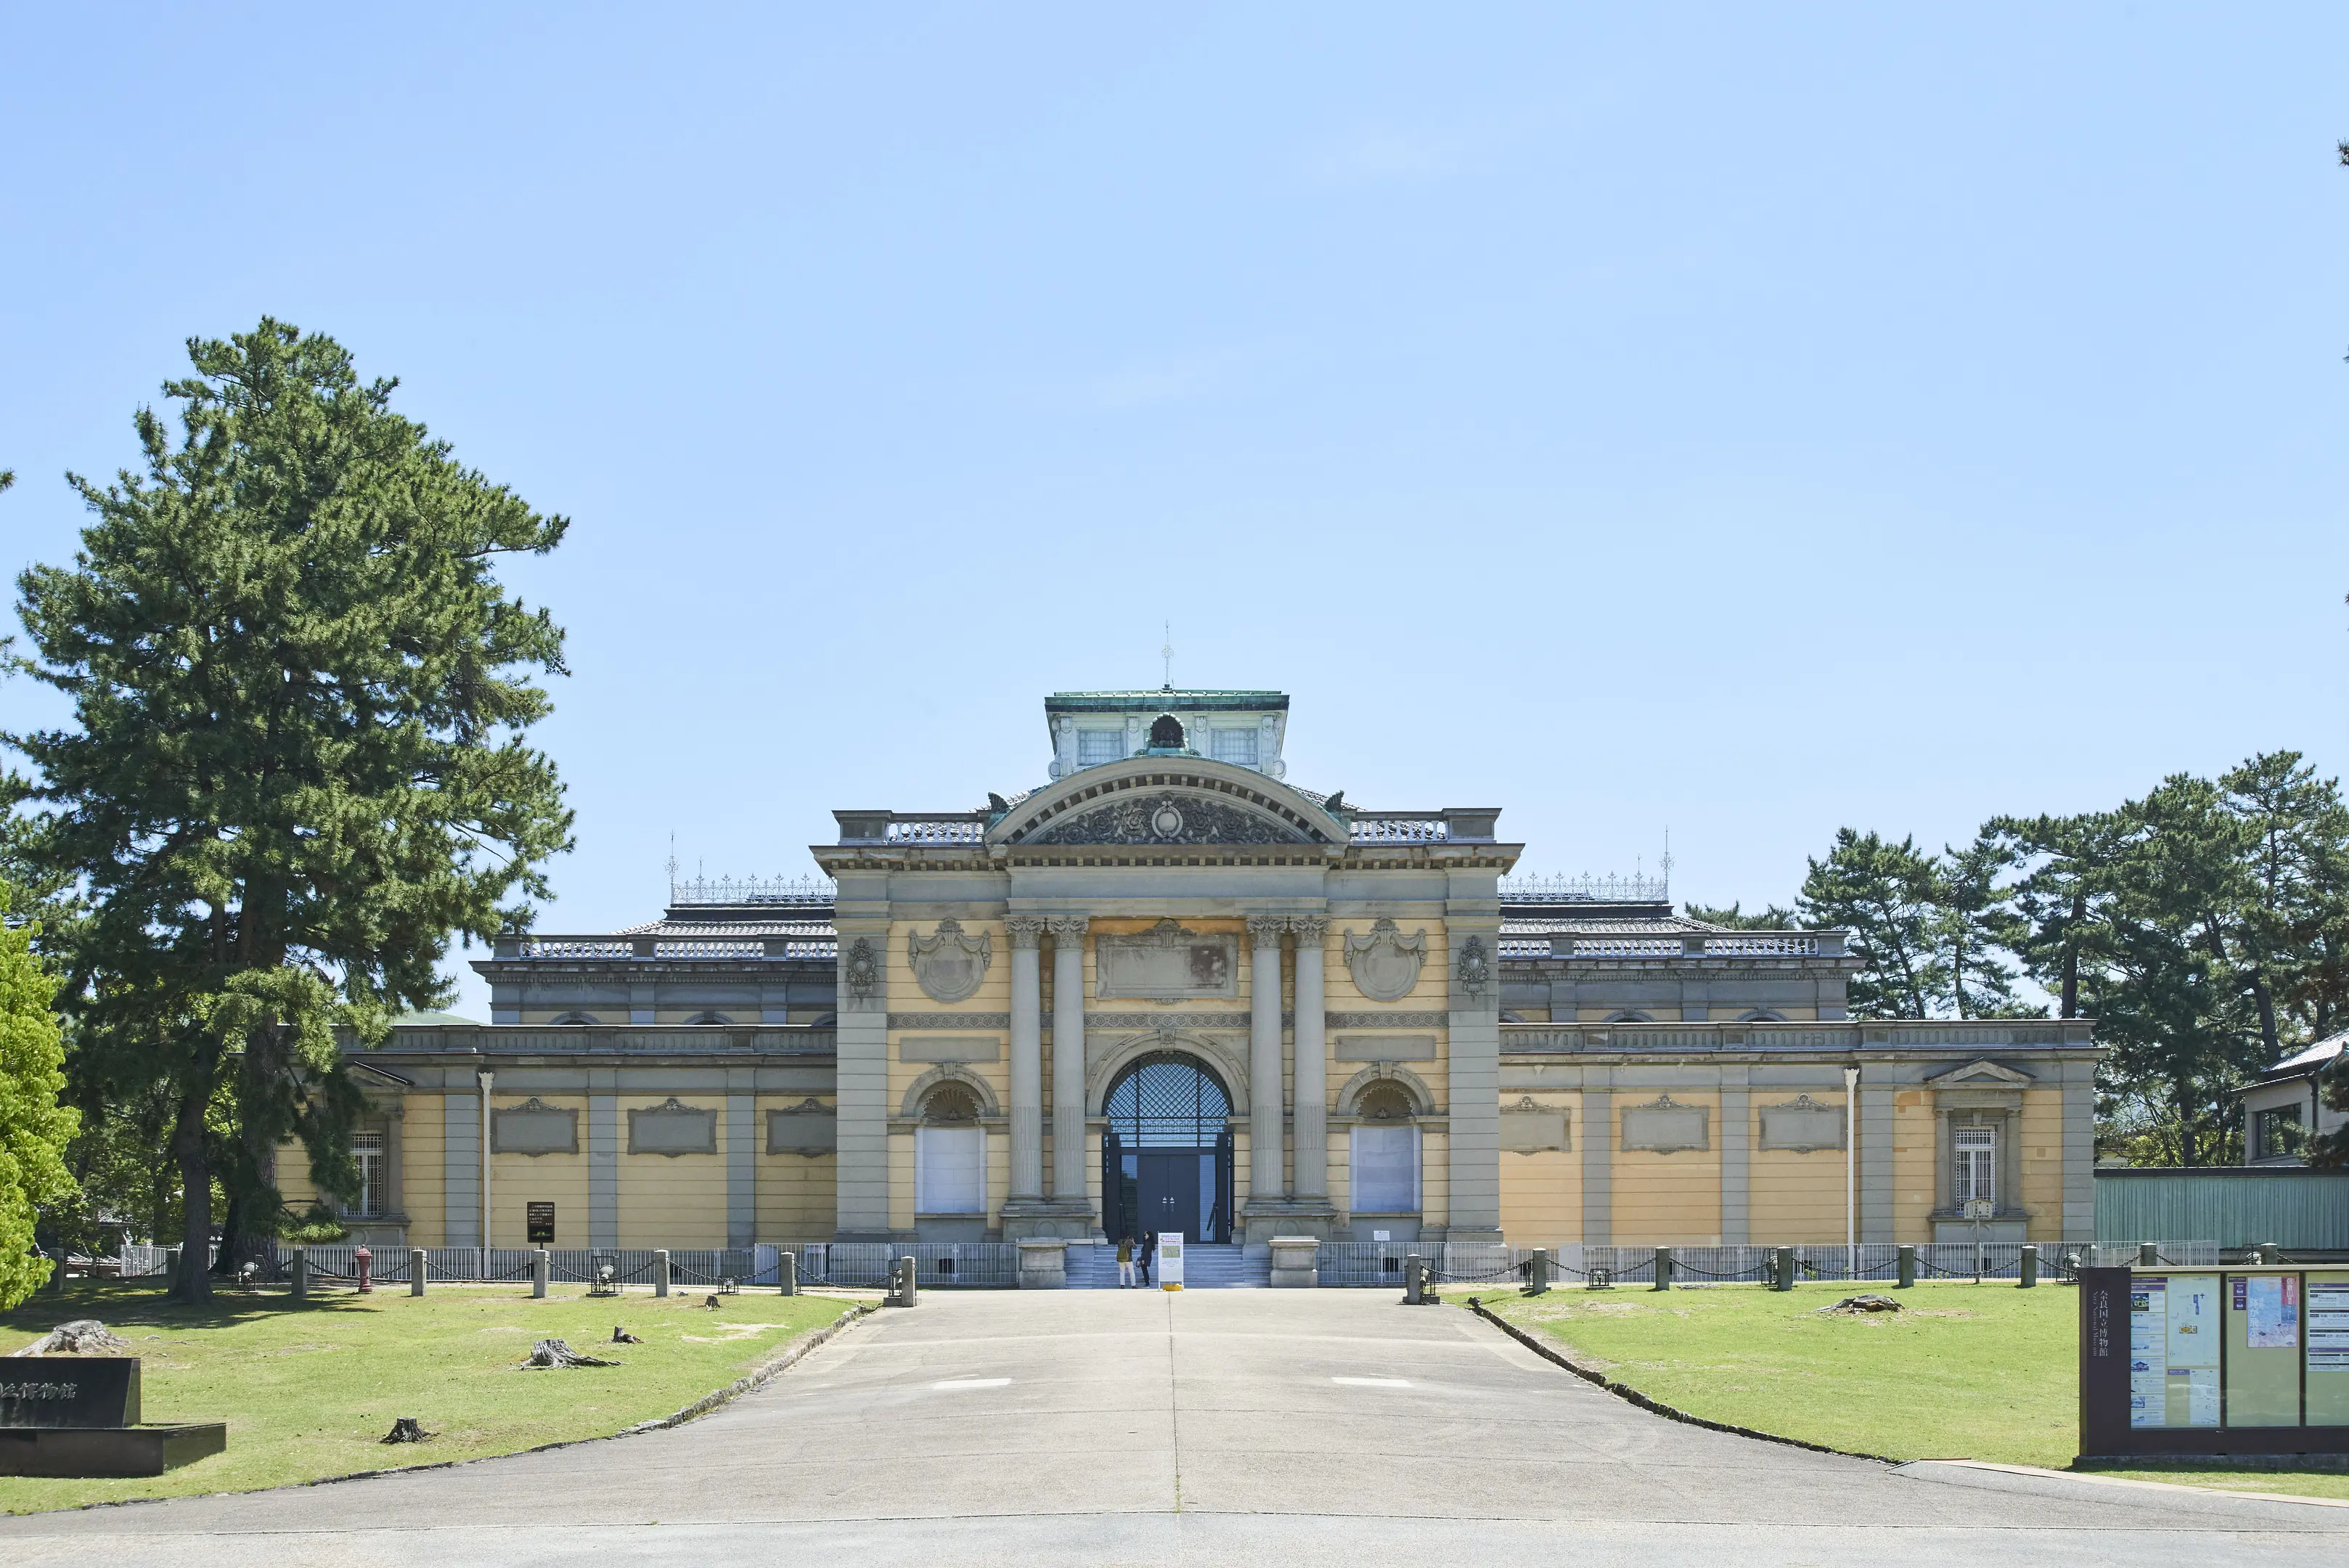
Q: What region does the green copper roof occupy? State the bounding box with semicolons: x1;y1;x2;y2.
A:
1046;689;1288;712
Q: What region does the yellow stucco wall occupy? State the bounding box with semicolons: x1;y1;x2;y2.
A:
486;1095;591;1249
2020;1088;2064;1241
1892;1087;1937;1242
615;1094;728;1247
1747;1093;1849;1241
1611;1093;1723;1245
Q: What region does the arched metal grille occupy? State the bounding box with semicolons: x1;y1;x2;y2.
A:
1103;1053;1232;1148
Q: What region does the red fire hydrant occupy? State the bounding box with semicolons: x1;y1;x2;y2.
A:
354;1245;372;1294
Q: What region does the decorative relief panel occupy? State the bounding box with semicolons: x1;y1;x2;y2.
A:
1619;1094;1709;1154
1086;1013;1253;1033
1344;918;1426;1002
907;919;992;1003
843;938;882;1010
491;1098;578;1156
1096;918;1238;1000
1454;936;1491;1002
891;1013;1013;1030
1757;1094;1845;1153
1028;791;1308;846
1500;1097;1571;1153
628;1096;718;1156
766;1099;836;1156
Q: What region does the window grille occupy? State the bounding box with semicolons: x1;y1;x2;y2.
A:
1077;730;1126;767
1104;1054;1232;1148
1953;1126;1995;1205
350;1130;385;1217
1210;727;1259;767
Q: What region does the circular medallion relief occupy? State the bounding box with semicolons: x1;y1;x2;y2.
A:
1150;803;1185;839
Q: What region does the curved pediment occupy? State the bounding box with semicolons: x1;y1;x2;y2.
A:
994;759;1341;848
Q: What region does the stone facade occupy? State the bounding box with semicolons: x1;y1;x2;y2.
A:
293;687;2103;1252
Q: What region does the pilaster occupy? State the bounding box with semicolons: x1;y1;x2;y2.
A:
833;918;892;1239
1719;1073;1750;1246
1445;919;1503;1244
1007;916;1046;1202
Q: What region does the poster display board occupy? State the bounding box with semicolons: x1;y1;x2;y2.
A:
2081;1267;2349;1460
1159;1233;1185;1291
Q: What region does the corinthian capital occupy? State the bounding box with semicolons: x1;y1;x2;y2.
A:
1288;915;1328;942
1048;915;1090;939
1247;914;1289;947
1005;915;1047;949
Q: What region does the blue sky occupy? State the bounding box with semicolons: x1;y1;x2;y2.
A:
4;6;2345;1019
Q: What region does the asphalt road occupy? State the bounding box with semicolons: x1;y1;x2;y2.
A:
0;1289;2341;1565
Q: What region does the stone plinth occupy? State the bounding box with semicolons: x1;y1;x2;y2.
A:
0;1357;225;1477
1017;1240;1069;1289
1268;1236;1320;1288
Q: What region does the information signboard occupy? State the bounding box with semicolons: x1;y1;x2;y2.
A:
1159;1233;1185;1291
526;1201;555;1244
2082;1266;2349;1460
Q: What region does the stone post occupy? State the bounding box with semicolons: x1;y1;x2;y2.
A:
1050;917;1089;1206
1404;1253;1423;1305
2138;1241;2158;1267
1290;916;1328;1200
47;1247;65;1294
2019;1244;2038;1289
411;1248;428;1296
1247;915;1288;1212
1269;1236;1318;1287
654;1249;671;1298
1653;1246;1672;1291
1896;1243;1916;1289
1772;1246;1794;1291
1528;1247;1549;1295
532;1249;550;1299
777;1250;798;1297
164;1246;181;1293
291;1246;309;1300
1017;1239;1069;1289
2258;1241;2280;1265
1008;917;1047;1201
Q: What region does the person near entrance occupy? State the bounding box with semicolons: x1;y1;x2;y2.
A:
1117;1235;1137;1288
1139;1230;1156;1287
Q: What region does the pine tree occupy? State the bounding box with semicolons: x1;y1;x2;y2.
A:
8;320;573;1300
1797;830;1947;1019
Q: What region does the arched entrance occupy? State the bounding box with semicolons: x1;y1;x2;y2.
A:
1102;1051;1235;1244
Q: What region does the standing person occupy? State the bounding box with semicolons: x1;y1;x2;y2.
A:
1139;1230;1156;1288
1116;1234;1136;1289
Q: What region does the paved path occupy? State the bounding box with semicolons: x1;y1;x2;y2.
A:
1;1291;2342;1565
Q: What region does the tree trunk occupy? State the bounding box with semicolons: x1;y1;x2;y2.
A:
169;1085;213;1304
2059;890;2084;1018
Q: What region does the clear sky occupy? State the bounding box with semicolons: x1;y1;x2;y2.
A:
4;6;2345;1021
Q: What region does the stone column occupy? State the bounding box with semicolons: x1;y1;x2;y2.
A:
1050;916;1089;1204
1008;916;1047;1201
1248;915;1289;1207
1291;916;1329;1200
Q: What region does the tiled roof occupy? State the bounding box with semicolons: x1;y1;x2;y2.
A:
2267;1034;2348;1074
614;918;838;938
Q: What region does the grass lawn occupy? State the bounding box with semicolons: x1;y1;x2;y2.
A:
0;1278;865;1514
1476;1280;2349;1504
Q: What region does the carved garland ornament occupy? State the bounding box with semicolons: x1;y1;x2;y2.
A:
1344;918;1427;1003
843;937;882;1008
1028;790;1307;847
908;918;992;1003
1454;935;1491;1001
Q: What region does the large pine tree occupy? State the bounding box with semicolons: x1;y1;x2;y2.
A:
9;320;573;1300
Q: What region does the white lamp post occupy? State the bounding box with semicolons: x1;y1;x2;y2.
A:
1844;1063;1859;1282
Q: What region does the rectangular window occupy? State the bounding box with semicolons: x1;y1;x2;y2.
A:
1209;727;1259;768
1352;1125;1421;1212
2255;1106;2305;1161
1953;1126;1995;1206
1077;730;1125;767
350;1129;384;1217
916;1126;986;1214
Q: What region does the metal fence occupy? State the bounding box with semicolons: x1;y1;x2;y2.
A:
1419;1239;2223;1289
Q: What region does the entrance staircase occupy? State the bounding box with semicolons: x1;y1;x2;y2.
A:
1063;1241;1271;1289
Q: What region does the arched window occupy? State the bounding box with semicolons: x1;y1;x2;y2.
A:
1355;1082;1418;1122
682;1011;732;1026
549;1012;599;1026
1604;1010;1652;1024
915;1082;985;1214
1738;1009;1786;1024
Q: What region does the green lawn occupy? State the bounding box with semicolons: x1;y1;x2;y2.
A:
0;1278;864;1513
1476;1281;2349;1503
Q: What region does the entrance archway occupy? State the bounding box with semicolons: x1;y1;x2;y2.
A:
1101;1051;1235;1244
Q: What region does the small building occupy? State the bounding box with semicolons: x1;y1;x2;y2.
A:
2234;1034;2346;1165
286;686;2103;1254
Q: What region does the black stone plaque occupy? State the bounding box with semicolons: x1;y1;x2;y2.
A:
0;1358;139;1430
526;1201;556;1244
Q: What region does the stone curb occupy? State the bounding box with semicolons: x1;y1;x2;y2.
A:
1463;1297;1902;1465
42;1299;875;1513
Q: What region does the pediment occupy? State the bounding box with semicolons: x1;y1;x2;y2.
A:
995;759;1340;848
1924;1058;2035;1087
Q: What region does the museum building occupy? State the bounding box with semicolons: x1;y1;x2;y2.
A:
303;687;2101;1259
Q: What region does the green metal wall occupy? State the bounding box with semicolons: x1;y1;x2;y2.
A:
2095;1169;2349;1249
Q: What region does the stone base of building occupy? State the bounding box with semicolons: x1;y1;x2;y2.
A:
1239;1199;1339;1245
1268;1236;1320;1287
1000;1198;1096;1240
1016;1239;1069;1288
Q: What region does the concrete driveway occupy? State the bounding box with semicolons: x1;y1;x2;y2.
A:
0;1289;2341;1565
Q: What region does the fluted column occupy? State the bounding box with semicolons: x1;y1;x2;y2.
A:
1291;916;1328;1199
1008;916;1047;1201
1049;915;1089;1204
1248;915;1288;1205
